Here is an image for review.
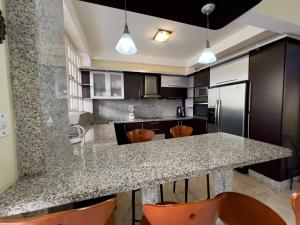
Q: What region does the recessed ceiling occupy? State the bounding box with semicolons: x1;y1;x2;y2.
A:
78;0;262;30
73;1;251;66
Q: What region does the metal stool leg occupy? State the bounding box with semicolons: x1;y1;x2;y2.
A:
206;174;210;199
131;190;135;225
160;184;164;202
173;181;176;193
184;179;189;203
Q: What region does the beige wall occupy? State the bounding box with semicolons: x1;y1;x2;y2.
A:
0;0;18;193
91;59;188;75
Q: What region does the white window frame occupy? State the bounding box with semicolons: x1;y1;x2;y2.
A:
65;38;83;112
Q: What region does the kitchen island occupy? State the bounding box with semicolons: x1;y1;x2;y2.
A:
0;133;292;217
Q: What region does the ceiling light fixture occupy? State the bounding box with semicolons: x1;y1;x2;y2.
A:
198;3;217;64
153;29;172;42
115;0;137;55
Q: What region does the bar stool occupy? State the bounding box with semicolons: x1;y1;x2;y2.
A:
217;192;287;225
291;192;300;225
141;192;286;225
0;198;117;225
127;128;164;225
170;125;210;203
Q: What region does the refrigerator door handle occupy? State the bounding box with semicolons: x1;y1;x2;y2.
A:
218;99;222;132
215;100;219;131
247;82;252;138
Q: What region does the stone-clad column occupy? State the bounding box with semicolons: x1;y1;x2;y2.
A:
5;0;69;176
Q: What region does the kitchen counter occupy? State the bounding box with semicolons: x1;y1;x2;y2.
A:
0;132;291;217
113;116;198;124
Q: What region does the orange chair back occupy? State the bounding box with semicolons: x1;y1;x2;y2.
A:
0;198;117;225
218;192;286;225
170;126;193;138
127;129;155;143
142;192;287;225
291;192;300;225
143;198;219;225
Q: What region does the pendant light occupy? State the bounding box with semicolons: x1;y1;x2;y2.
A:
115;0;137;55
198;3;217;64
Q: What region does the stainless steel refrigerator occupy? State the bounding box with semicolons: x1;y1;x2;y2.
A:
207;82;247;136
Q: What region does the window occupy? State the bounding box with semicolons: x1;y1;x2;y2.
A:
65;39;83;112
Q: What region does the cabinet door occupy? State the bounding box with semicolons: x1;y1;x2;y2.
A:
161;75;188;88
210;56;249;86
91;71;107;99
194;68;210;87
249;41;285;145
160;87;187;99
109;72;124;99
159;120;178;139
124;72;144;99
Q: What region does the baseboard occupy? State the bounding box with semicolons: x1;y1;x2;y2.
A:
249;170;300;191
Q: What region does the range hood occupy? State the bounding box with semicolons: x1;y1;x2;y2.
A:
143;75;161;98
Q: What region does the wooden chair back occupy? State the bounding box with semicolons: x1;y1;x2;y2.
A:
127;129;155;143
142;192;287;225
142;198;219;225
0;198;117;225
218;192;287;225
170;126;193;138
291;192;300;225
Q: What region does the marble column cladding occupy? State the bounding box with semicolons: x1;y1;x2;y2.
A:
5;0;70;176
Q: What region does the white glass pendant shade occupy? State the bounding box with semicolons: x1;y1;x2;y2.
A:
115;24;137;55
198;40;217;64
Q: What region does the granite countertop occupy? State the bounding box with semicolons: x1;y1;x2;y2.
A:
0;133;292;217
113;116;203;124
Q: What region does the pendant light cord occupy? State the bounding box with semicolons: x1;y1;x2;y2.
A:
125;0;128;25
206;12;209;43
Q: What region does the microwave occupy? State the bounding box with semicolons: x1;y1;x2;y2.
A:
194;87;208;102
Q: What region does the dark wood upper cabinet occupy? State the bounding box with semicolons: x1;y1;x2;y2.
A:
194;68;210;87
124;72;144;100
160;87;187;99
249;38;300;181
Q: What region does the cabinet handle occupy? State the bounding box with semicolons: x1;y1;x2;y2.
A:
215;79;238;85
150;122;159;125
138;89;141;99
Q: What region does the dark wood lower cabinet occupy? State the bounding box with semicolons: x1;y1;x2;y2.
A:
114;119;207;145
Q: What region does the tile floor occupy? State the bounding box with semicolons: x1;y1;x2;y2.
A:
114;172;299;225
83;124;298;225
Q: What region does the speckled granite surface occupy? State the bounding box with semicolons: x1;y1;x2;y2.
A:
5;0;69;176
93;99;182;121
0;133;291;217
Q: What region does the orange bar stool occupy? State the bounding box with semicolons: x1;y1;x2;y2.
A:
127;128;163;225
291;192;300;225
141;192;287;225
0;198;117;225
142;197;219;225
127;128;155;143
170;125;210;203
218;192;286;225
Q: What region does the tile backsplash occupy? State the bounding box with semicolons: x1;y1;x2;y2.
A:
93;99;182;121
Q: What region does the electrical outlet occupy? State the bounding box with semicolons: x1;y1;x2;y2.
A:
0;112;10;138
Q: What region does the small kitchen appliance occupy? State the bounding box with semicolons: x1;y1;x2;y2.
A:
177;106;185;117
128;105;135;120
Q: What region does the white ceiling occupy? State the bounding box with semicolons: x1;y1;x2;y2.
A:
67;0;300;68
72;1;251;67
